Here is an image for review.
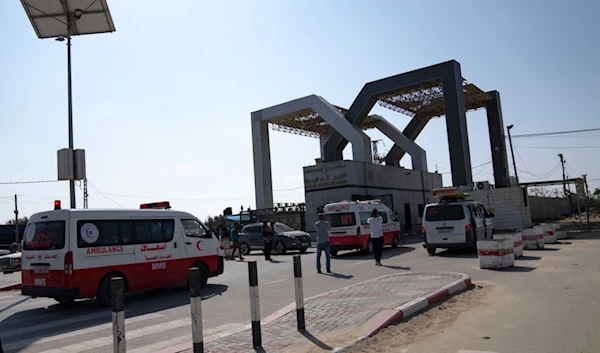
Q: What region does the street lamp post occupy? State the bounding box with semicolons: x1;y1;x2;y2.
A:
506;124;519;185
21;0;116;208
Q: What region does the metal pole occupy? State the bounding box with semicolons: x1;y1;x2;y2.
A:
111;277;126;353
248;261;262;348
506;126;519;185
67;34;76;209
189;268;204;353
293;255;305;330
584;175;590;229
14;195;19;244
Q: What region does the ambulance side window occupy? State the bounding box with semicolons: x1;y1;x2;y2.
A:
181;219;210;239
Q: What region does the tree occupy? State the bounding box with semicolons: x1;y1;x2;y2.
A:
205;215;227;229
5;217;28;225
594;188;600;197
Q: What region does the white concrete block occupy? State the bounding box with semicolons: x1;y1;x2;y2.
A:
493;233;523;258
477;239;515;269
540;224;557;244
522;227;545;249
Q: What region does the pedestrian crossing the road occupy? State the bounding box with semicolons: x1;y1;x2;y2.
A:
0;292;225;353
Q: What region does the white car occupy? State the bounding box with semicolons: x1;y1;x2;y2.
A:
0;252;22;274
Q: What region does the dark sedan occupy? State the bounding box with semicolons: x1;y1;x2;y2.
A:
239;222;311;255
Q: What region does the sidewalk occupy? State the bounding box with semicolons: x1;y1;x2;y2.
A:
161;271;471;353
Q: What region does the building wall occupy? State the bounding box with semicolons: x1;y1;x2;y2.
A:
303;160;443;236
528;196;572;221
468;187;533;231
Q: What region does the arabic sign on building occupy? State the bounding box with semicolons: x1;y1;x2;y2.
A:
304;161;349;191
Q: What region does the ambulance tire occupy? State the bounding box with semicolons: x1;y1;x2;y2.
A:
392;234;400;248
427;248;437;256
97;272;128;307
55;298;75;305
330;250;338;257
364;239;374;254
189;262;209;289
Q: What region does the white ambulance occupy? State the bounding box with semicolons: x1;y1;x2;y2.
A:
422;187;494;256
20;201;223;306
322;200;402;256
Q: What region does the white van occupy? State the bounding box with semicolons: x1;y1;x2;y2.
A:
20;201;223;306
421;188;494;256
322;200;402;256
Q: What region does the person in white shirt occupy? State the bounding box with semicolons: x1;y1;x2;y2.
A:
367;209;384;266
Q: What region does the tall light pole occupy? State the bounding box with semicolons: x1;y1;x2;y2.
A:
21;0;116;208
506;125;519;185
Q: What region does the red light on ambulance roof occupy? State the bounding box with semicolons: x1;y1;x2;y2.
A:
54;200;61;210
140;201;171;209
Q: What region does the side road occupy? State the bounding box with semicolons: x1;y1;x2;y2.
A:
159;271;471;353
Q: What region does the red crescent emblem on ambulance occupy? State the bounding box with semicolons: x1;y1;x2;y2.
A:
196;240;203;251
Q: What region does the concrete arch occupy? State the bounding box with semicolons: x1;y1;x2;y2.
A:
369;115;428;171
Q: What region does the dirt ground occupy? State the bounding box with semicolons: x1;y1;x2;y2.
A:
291;283;493;353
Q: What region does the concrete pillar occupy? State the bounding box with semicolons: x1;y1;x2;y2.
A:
441;61;473;188
251;115;273;209
486;90;510;188
372;116;428;171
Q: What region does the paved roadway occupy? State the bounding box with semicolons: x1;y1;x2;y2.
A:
1;236;599;353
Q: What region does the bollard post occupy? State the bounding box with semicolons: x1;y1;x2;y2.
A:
111;277;126;353
248;261;262;348
293;255;305;330
189;268;204;353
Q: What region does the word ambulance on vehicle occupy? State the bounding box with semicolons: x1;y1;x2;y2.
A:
421;187;494;256
322;200;402;256
20;201;223;306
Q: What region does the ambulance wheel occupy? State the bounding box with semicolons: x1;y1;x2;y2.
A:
55;298;75;305
427;248;437;256
330;250;338;257
299;248;308;254
97;273;128;307
189;262;209;289
240;242;251;255
275;241;287;255
365;239;374;254
392;234;400;248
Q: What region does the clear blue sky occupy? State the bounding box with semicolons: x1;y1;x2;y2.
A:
1;0;599;221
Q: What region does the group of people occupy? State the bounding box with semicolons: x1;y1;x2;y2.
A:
314;208;385;273
218;222;243;261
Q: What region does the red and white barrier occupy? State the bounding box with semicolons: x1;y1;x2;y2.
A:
522;227;545;250
552;224;568;240
541;224;557;244
477;239;515;269
493;233;522;258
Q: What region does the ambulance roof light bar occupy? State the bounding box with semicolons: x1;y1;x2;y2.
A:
54;200;61;210
140;201;171;209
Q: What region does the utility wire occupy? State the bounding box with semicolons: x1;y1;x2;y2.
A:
0;180;60;185
510;127;600;139
515;145;600;149
86;182;124;208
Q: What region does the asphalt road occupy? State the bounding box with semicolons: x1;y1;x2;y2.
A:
1;236;599;353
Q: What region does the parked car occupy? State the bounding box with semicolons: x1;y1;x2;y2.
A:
239;222;311;255
0;252;21;274
0;249;10;256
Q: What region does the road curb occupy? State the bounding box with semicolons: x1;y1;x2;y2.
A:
333;273;472;352
155;271;471;353
0;282;21;292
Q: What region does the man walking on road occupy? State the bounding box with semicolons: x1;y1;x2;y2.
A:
315;213;332;273
230;222;243;261
367;209;384;266
262;220;274;261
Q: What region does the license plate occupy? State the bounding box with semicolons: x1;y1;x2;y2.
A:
34;266;50;274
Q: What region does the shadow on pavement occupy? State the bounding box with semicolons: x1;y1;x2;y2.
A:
321;272;353;280
518;255;542;261
492;266;536;273
537;247;560;251
436;249;477;259
300;329;332;350
383;265;411;270
333;246;415;260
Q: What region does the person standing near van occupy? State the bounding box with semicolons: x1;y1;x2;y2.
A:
262;220;274;261
314;213;332;273
230;222;243;261
367;209;384;266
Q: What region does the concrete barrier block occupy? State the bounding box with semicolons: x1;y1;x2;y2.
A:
493;233;523;258
551;224;568;239
477;239;515;269
522;227;545;249
541;224;557;244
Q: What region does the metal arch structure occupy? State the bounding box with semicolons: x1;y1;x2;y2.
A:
251;95;373;209
322;59;511;189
